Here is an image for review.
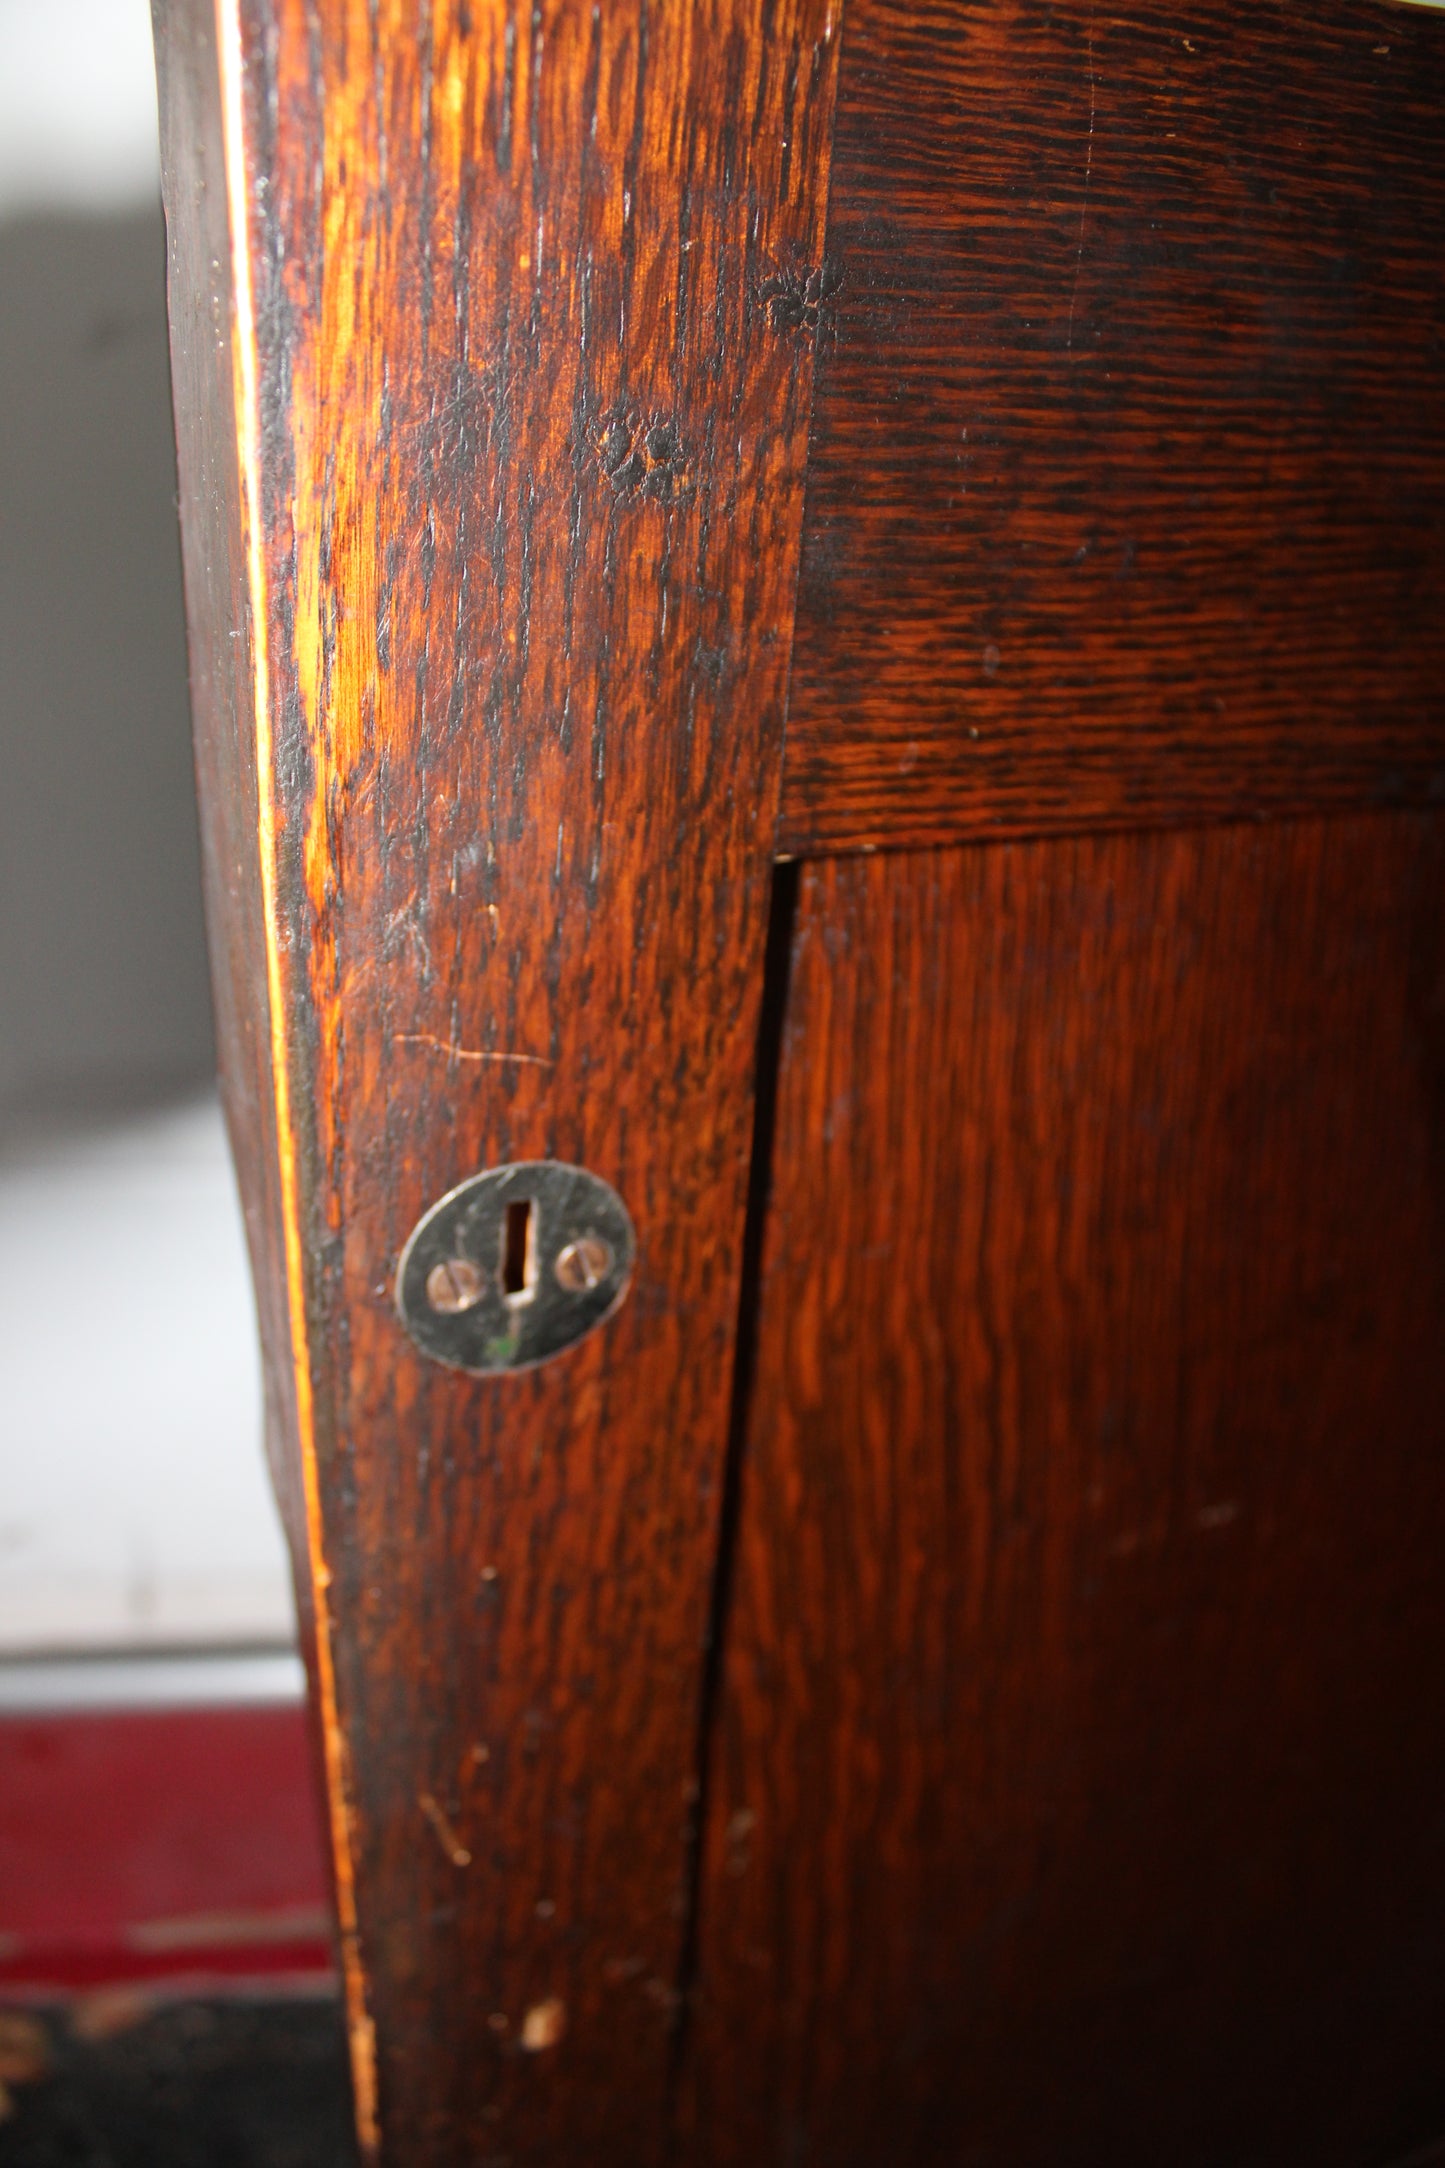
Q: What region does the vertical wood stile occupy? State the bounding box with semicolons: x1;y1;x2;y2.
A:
151;2;841;2160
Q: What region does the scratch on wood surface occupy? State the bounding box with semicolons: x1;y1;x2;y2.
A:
419;1792;472;1867
395;1033;553;1069
1067;7;1096;357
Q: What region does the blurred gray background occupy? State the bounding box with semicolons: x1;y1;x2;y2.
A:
0;207;212;1120
0;0;292;1660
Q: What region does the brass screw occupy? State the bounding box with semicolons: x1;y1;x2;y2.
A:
426;1257;487;1313
554;1236;612;1293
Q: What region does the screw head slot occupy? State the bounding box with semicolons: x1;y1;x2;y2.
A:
396;1162;635;1375
426;1257;488;1314
555;1236;613;1293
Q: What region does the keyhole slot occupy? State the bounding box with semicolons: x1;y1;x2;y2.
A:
502;1198;536;1303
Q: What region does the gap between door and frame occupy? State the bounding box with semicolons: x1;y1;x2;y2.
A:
665;857;802;2131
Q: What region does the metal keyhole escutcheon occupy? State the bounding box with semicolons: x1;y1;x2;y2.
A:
396;1162;636;1374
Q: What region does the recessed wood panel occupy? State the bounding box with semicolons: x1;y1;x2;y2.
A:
685;815;1445;2167
779;0;1445;854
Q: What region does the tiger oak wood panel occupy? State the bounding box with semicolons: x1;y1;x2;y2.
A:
685;817;1445;2167
152;2;840;2161
779;0;1445;854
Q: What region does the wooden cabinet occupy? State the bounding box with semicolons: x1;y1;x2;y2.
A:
152;2;1445;2160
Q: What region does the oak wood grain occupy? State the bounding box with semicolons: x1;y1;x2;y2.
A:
779;0;1445;854
685;815;1445;2167
153;2;841;2161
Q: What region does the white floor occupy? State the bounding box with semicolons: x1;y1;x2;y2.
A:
0;1096;295;1655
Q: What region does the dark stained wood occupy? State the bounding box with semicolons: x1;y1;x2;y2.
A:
684;816;1445;2167
152;1;841;2161
779;0;1445;855
158;0;1445;2154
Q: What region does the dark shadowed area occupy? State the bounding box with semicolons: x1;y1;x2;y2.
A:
0;2001;354;2166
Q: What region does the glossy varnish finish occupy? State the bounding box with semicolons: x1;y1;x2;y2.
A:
780;0;1445;854
153;1;840;2161
686;817;1445;2166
